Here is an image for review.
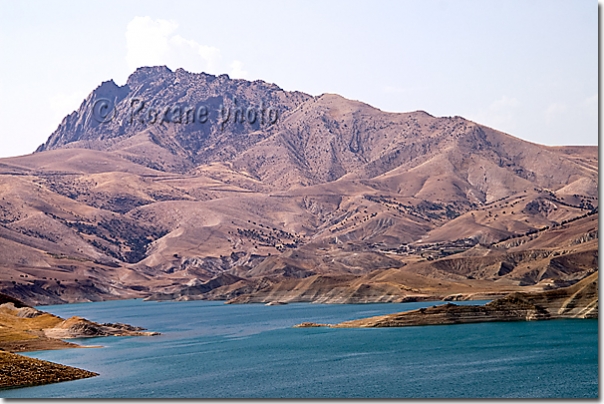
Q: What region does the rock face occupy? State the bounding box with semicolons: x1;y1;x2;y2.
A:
0;66;598;305
35;67;598;195
296;271;598;328
37;67;311;174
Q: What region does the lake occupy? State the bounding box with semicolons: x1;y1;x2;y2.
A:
3;299;598;398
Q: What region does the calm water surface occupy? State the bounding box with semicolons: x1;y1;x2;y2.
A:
3;299;598;398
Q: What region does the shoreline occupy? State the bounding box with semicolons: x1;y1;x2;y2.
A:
0;297;159;391
295;272;598;329
0;351;98;390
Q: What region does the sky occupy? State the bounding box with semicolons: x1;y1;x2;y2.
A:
0;0;598;158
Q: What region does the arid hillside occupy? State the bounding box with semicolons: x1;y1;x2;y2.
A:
0;67;597;305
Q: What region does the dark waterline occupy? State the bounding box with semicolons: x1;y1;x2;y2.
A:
4;299;598;398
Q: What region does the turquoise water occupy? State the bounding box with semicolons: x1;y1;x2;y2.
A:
3;299;598;398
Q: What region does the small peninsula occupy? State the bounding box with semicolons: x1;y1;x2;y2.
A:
0;294;159;390
295;271;597;328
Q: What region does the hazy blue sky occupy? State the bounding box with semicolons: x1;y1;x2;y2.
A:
0;0;598;158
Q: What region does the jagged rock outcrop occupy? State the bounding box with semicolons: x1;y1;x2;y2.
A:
37;67;311;173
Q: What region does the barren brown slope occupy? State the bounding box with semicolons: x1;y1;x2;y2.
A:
233;93;597;198
0;66;597;306
204;212;597;304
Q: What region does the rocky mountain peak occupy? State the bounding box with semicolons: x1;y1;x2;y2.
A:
126;66;174;86
36;67;311;166
33;67;597;199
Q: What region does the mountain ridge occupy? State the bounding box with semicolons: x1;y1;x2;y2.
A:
0;66;597;306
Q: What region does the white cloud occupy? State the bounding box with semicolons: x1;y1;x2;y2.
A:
383;86;407;94
169;35;221;74
230;60;249;79
489;96;520;113
125;16;242;76
472;96;520;131
543;97;598;125
581;94;597;117
544;102;567;125
125;17;179;70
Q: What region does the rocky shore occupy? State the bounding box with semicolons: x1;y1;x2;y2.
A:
0;294;159;390
295;272;597;328
0;351;97;390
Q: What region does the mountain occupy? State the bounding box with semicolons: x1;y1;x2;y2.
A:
0;66;598;305
37;66;311;174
